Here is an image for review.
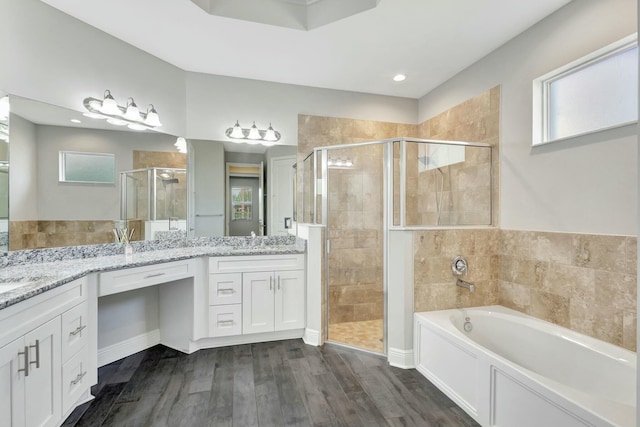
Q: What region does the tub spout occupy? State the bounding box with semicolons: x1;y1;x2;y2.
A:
456;279;475;292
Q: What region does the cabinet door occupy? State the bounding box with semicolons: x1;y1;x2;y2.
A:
274;270;305;331
0;336;26;427
242;272;275;334
24;317;61;427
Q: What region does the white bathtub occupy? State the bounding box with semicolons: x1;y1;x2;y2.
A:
414;305;636;427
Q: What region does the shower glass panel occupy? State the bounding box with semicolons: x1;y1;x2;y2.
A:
403;141;492;226
326;143;385;354
120;167;187;240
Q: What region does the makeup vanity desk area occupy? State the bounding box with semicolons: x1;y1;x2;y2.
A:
0;239;306;427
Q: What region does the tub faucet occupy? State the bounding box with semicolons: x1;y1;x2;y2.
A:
456;279;475;292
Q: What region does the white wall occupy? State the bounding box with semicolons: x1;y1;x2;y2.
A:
3;0;186;137
1;0;417;146
33;124;179;220
185;72;418;146
418;0;637;236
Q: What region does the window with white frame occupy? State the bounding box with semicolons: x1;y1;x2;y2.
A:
533;34;638;145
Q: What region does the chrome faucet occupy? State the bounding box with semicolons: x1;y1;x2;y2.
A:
456;279;475;292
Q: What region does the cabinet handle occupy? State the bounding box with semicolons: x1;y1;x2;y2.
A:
269;276;273;291
29;340;40;369
278;276;281;290
218;320;234;325
70;371;87;386
18;346;29;377
70;324;87;336
144;272;166;279
218;288;234;294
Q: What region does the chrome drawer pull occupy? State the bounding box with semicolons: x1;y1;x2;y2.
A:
144;272;166;279
70;324;87;336
218;288;234;294
70;371;87;386
29;340;40;369
218;319;234;325
18;346;29;377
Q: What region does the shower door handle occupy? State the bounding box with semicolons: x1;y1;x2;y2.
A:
326;240;331;254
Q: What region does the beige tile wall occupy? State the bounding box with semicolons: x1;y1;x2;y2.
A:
416;86;500;227
499;230;637;351
414;229;500;311
9;219;144;250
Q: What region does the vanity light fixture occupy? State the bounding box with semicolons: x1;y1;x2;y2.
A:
225;120;281;146
328;158;354;169
174;137;187;154
83;90;162;131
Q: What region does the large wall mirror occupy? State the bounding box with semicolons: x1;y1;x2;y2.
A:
5;95;296;253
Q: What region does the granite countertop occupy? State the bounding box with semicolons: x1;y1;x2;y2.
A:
0;235;305;311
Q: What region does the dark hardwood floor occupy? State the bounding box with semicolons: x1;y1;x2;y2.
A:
62;340;479;427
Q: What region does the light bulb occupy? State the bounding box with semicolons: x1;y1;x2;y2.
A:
124;98;141;121
174;137;187;153
247;122;261;140
100;90;120;115
263;123;278;142
144;104;161;127
229;121;245;139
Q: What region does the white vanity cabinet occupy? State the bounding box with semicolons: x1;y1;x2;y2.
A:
243;270;305;334
0;277;93;427
208;254;305;338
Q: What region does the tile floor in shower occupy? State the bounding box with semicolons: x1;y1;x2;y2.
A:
328;318;384;354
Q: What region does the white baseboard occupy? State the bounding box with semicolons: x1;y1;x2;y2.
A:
303;328;321;346
98;329;161;367
388;347;415;369
190;329;305;352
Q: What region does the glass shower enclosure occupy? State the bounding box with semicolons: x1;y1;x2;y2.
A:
303;138;493;355
120;167;187;240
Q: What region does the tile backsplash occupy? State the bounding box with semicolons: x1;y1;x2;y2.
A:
414;228;637;351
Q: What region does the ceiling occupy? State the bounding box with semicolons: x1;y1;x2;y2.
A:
40;0;572;99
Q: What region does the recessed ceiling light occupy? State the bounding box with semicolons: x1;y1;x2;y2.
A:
70;119;81;124
393;74;406;82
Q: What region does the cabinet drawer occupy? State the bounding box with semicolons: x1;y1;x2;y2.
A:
99;260;192;296
62;346;89;414
209;254;304;273
209;305;242;337
61;302;89;363
209;274;242;305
